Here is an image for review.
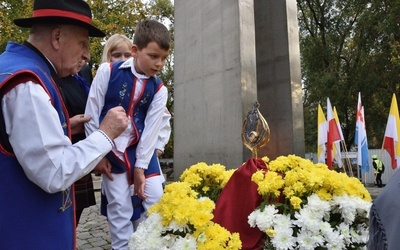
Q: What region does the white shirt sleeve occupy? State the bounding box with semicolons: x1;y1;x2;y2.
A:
135;85;168;169
1;81;113;194
155;107;172;152
84;62;111;136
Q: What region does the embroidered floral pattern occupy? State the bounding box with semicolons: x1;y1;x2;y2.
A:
118;82;128;105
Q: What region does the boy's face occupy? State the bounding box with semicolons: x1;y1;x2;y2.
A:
132;41;169;76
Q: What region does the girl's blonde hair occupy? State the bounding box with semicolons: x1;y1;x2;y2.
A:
101;34;133;63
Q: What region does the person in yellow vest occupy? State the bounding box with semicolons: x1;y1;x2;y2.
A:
372;155;384;187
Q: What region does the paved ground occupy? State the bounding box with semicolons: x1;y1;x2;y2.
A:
76;184;383;249
76;192;111;250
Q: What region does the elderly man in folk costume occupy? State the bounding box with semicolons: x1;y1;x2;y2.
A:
0;0;128;249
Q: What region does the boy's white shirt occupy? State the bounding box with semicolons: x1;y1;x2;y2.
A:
84;57;168;169
155;108;171;152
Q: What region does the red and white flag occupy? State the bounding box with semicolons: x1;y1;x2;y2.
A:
383;93;400;169
327;98;341;169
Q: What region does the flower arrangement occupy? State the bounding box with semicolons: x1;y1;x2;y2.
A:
129;162;241;250
249;155;372;249
129;155;372;250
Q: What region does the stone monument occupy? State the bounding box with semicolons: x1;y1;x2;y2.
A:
254;0;305;160
174;0;304;179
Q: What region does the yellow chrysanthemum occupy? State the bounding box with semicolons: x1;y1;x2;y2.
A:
266;229;276;237
179;162;234;202
148;182;214;227
197;223;242;250
289;196;302;210
252;154;372;207
252;170;284;197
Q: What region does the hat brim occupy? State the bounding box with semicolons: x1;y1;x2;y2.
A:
14;16;105;37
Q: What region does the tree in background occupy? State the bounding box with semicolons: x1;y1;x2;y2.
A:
0;1;33;50
0;0;175;158
298;0;400;152
6;0;400;157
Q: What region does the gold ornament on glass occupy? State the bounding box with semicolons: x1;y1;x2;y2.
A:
241;101;270;158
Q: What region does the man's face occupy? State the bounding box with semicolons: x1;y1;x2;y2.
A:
57;25;90;77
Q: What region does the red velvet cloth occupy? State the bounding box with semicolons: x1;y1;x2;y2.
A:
213;158;267;250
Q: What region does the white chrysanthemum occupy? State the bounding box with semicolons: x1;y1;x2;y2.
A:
140;212;164;233
250;205;278;231
273;214;293;231
129;213;165;250
325;229;345;250
337;222;352;245
331;195;357;224
306;194;331;218
271;227;296;250
170;235;197;250
296;229;321;250
248;209;260;228
319;221;334;237
293;207;321;230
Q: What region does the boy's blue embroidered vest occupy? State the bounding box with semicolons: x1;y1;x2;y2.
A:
99;61;163;183
0;42;74;250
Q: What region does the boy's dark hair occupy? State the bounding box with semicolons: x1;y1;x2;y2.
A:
133;19;170;51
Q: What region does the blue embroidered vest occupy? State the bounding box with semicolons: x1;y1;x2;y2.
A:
99;61;163;183
0;42;74;250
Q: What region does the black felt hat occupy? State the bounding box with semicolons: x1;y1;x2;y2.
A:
14;0;105;37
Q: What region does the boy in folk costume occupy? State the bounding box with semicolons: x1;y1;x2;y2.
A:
85;20;171;250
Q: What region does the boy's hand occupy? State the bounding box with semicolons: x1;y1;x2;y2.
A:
93;157;114;181
99;106;128;140
133;168;146;200
156;149;163;157
70;114;91;135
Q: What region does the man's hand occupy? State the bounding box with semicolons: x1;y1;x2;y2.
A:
99;106;128;140
93;157;114;181
133;168;146;199
70;114;91;135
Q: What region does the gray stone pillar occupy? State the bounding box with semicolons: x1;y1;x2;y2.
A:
173;0;305;179
254;0;305;160
174;0;257;179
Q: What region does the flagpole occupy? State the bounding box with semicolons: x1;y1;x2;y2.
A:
340;141;354;177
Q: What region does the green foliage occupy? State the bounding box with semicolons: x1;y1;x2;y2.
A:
298;0;400;152
0;0;33;51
